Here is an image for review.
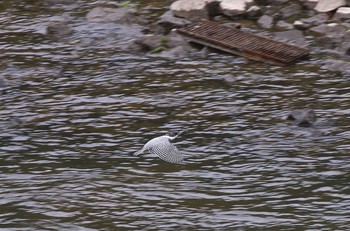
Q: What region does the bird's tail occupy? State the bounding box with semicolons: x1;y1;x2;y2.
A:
134;149;143;156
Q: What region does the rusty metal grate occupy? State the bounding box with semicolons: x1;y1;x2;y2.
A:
176;21;310;66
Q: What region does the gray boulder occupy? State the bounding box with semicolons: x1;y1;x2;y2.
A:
309;22;348;50
156;10;192;35
165;30;189;48
287;109;317;127
45;0;76;3
276;20;293;29
334;7;350;21
152;45;192;59
125;30;191;56
257;15;274;29
338;42;350;55
293;14;328;30
280;3;302;19
86;7;139;24
315;35;343;49
299;0;319;9
266;0;289;3
46;21;74;40
309;23;346;36
127;34;164;53
321;59;350;74
246;5;263;19
274;30;308;47
338;31;350;55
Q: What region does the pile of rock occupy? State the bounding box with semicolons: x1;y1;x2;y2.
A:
170;0;260;20
167;0;350;56
55;0;349;72
168;0;350;22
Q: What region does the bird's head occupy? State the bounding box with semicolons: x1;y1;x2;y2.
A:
166;129;187;139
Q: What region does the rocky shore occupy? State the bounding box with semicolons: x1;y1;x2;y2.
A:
47;0;350;74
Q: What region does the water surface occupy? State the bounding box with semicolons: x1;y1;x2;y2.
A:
1;1;350;230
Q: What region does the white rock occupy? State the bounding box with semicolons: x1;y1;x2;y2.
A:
246;5;262;19
314;0;347;12
219;0;254;17
334;7;350;20
293;20;307;30
170;0;209;20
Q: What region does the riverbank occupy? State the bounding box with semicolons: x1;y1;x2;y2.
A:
71;0;350;73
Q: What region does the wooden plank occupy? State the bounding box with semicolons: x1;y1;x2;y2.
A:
176;21;310;66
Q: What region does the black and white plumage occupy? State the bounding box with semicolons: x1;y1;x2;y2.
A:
134;130;185;163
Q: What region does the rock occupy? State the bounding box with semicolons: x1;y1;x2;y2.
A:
9;116;25;128
338;42;350;55
299;0;319;9
338;31;350;55
310;23;346;36
86;7;139;23
170;0;209;20
246;5;262;19
46;0;76;3
254;0;269;5
166;30;188;48
315;36;342;49
334;7;350;21
263;5;282;19
276;20;293;29
153;45;192;58
293;20;307;30
206;0;221;18
222;22;242;29
266;0;289;3
321;59;350;74
309;23;328;34
139;35;164;51
286;109;317;127
274;30;308;46
156;10;192;35
128;34;165;53
297;14;328;29
315;0;347;13
280;3;302;19
311;23;348;49
126;30;190;55
257;15;274;29
219;0;254;17
46;21;74;40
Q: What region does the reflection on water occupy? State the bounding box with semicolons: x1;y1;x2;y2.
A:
1;1;350;230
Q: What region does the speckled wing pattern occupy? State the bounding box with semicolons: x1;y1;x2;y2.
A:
150;139;183;164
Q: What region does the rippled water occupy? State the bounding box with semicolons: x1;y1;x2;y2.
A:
1;1;350;230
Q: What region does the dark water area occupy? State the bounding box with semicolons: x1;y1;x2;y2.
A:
1;1;350;230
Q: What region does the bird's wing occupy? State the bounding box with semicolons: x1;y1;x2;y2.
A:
150;140;183;164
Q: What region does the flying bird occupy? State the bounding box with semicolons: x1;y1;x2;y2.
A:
134;130;186;163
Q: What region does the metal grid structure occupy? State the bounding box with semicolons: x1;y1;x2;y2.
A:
176;21;310;66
